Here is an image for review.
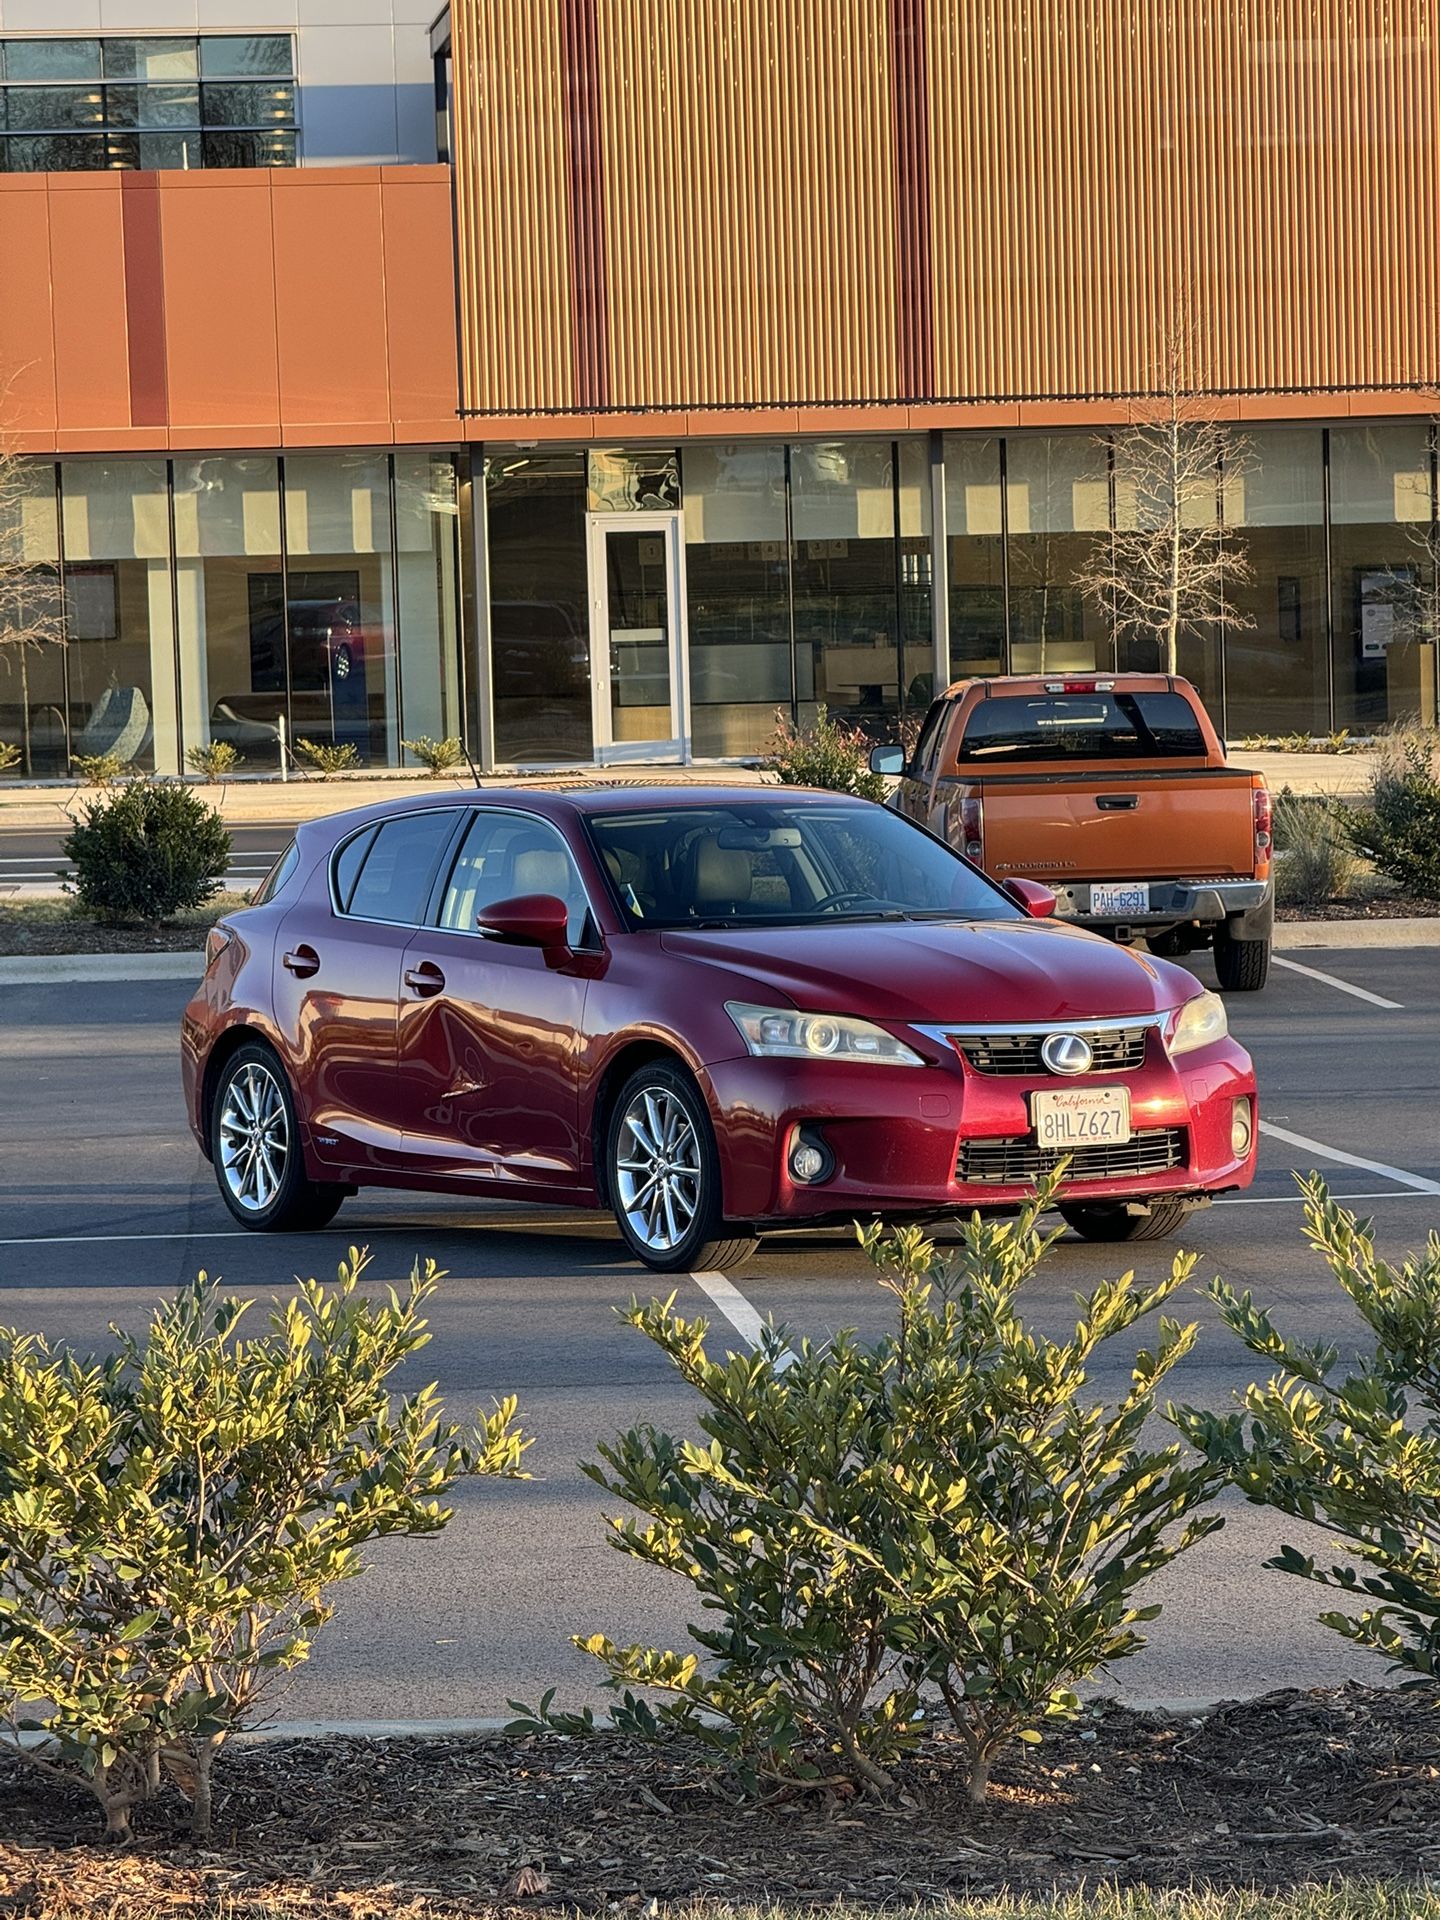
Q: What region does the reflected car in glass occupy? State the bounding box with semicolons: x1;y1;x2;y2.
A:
181;787;1258;1272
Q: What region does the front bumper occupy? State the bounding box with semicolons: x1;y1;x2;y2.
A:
700;1027;1257;1225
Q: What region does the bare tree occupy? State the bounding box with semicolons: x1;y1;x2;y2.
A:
1075;321;1253;676
0;424;65;776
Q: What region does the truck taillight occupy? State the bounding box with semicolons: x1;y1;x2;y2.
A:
960;795;984;864
1253;784;1273;869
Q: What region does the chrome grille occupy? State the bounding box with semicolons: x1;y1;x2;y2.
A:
956;1128;1187;1186
952;1025;1151;1076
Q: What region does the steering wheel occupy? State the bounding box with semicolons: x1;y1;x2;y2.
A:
810;889;883;913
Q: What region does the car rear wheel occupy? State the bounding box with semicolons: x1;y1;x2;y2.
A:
211;1043;347;1233
1059;1198;1191;1243
1213;925;1271;992
607;1063;756;1274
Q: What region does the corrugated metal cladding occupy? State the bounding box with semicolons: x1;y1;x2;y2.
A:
449;0;1440;417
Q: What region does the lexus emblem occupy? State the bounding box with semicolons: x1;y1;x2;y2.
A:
1041;1032;1093;1077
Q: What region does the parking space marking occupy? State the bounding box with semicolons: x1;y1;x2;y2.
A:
1258;1119;1440;1195
1217;1189;1434;1206
1270;954;1403;1009
690;1269;798;1369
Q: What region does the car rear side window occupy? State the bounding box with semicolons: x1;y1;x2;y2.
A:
337;813;460;925
331;825;378;913
252;839;299;906
957;692;1207;762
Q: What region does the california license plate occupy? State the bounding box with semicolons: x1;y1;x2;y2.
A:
1090;882;1150;916
1031;1086;1132;1148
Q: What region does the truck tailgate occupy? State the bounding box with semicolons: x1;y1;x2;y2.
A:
972;771;1258;881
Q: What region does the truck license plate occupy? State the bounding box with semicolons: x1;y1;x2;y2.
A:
1031;1086;1132;1148
1090;882;1150;916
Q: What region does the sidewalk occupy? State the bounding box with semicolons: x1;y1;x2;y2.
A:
0;750;1372;830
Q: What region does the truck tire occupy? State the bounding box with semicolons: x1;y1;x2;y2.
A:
1059;1199;1191;1243
1214;924;1271;992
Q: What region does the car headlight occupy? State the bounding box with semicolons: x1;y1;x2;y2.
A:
1167;989;1229;1057
725;1001;924;1066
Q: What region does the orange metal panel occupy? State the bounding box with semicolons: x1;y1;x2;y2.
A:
47;183;133;435
159;176;281;439
382;176;462;435
272;178;392;433
0;185;58;441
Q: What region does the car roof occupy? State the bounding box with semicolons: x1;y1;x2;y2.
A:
942;672;1183;698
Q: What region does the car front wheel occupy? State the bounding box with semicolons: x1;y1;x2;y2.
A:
607;1063;756;1273
211;1043;347;1232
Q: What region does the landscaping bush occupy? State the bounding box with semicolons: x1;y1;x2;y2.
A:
1174;1178;1440;1683
402;734;467;777
1339;735;1440;900
765;705;888;801
295;737;361;777
62;780;231;924
71;751;128;788
518;1189;1223;1801
1272;788;1359;907
185;740;243;782
0;1252;527;1839
0;742;18;775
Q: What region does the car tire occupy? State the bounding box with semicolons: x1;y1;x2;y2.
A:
1059;1198;1191;1243
606;1061;757;1274
1213;925;1271;993
211;1043;347;1233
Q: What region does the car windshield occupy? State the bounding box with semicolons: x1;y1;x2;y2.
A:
586;800;1022;930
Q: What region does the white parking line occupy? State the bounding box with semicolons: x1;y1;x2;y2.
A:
1216;1189;1433;1206
1258;1119;1440;1195
1271;954;1403;1009
690;1268;797;1369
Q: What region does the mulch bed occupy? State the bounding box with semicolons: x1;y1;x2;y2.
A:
1276;898;1440;920
2;1687;1438;1916
0;919;207;956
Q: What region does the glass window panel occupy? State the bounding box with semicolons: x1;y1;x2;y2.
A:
59;461;176;775
5;41;102;82
943;433;1005;678
201;82;295;128
106;84;200;130
138;131;200;169
1005;434;1110;673
283;453;397;768
203;129;295;167
5;87;105;131
1223;427;1329;735
487;452;592;765
1329;424;1437;733
103;37;198;81
394;454;463;756
3;133;108;171
588;449;680;512
791;440;902;735
173;457;285;773
0;462;66;777
200;35;294;79
683;442;790;758
897;438;934;710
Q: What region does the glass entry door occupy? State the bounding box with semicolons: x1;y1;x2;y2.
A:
587;513;688;763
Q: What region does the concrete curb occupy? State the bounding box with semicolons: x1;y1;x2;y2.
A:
1275;918;1436;949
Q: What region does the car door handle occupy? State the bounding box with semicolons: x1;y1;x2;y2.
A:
403;961;446;997
1095;794;1139;811
282;944;320;978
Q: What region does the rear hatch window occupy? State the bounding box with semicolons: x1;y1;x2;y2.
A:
958;691;1207;762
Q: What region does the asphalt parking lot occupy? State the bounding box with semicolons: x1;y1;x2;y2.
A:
2;942;1437;1726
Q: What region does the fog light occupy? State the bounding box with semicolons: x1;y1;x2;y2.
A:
791;1142;826;1183
1231;1098;1254;1157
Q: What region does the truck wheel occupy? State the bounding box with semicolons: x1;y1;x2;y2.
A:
1214;925;1271;992
1060;1200;1191;1243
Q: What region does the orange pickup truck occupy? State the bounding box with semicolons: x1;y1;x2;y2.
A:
871;674;1274;991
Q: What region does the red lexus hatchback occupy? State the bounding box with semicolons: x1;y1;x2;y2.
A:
181;786;1257;1271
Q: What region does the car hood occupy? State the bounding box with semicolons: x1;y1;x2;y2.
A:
659;918;1188;1026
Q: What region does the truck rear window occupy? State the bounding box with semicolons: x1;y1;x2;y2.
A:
958;691;1207;762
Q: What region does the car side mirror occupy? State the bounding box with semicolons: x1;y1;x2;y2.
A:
1002;877;1057;919
869;743;907;776
476;892;571;949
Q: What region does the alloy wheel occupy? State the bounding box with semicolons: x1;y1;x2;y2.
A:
218;1060;291;1214
615;1085;703;1254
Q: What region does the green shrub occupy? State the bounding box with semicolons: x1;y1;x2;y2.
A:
1339;736;1440;899
185;740;243;782
765;705;888;801
71;751;128;788
0;742;19;775
1174;1178;1440;1685
295;737;361;777
0;1252;526;1839
402;734;467;777
518;1190;1222;1801
1272;789;1359;907
62;781;231;924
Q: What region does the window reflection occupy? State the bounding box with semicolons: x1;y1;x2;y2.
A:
1005;434;1109;673
487;453;593;765
684;443;790;757
943;434;1005;680
791;441;903;734
1329;426;1437;732
1223;428;1329;734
